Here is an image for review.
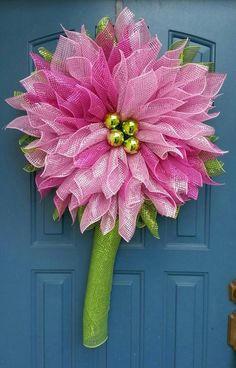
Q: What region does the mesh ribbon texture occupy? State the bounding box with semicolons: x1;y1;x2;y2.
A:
6;6;227;349
83;221;121;348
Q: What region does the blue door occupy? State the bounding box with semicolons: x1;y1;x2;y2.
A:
1;1;236;367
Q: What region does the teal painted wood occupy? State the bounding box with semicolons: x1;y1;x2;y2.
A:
1;1;236;367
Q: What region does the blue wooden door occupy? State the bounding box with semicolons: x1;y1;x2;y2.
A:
1;1;236;367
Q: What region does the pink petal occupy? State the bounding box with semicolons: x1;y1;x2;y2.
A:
62;29;99;63
25;149;46;168
6;116;40;137
139;119;215;139
155;66;180;90
24;132;58;154
30;52;50;70
21;101;66;121
73;168;102;200
73;140;110;169
175;64;208;87
183;76;207;95
80;193;111;232
187;136;227;154
140;143;159;174
128;152;149;183
92;49;118;109
136;97;185;121
5;94;26;110
56;172;77;201
67;194;81;221
177;95;212;114
102;147;128;198
54;194;71;218
121;70;157;118
165;39;188;59
154;55;181;69
202;73;226;97
36;176;63;192
144;189;176;218
66;56;92;85
137;131;183;159
112;51;129;112
56;123;104;157
32;82;57;104
100;195;118;235
41;154;74;178
95;19;115;59
119;173;143;207
20;70;48;93
115;7;135;42
118;194;143;242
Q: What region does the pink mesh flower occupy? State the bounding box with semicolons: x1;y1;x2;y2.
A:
6;7;226;241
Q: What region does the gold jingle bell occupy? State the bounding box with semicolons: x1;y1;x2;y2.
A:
123;136;140;154
107;129;124;147
122;119;138;136
104;113;121;129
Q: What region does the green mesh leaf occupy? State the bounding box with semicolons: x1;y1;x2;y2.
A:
52;208;59;221
87;223;97;230
38;47;53;62
209;135;219;143
174;206;181;219
169;38;188;51
77;206;96;230
140;201;159;238
21;146;36;154
205;159;225;176
182;46;200;63
136;215;146;229
19;134;36;153
179;52;184;64
197;61;215;72
85;29;92;38
23;163;38;173
13;90;23;96
96;16;110;36
77;206;85;223
19;134;35;146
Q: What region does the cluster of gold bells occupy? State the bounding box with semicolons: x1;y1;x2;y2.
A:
104;113;140;154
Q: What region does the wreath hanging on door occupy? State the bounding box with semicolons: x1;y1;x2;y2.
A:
6;7;226;348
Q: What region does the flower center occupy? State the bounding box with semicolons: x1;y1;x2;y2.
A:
104;113;140;154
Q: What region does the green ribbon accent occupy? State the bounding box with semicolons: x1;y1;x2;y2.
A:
38;47;53;62
205;159;225;176
23;163;38;173
168;38;188;51
136;215;146;229
139;200;159;238
83;221;121;348
174;206;181;219
13;90;23;96
182;46;200;64
19;134;36;153
77;206;97;230
19;134;35;147
52;208;59;221
77;206;85;223
198;61;215;72
209;135;219;143
168;39;215;72
96;16;110;36
18;134;38;172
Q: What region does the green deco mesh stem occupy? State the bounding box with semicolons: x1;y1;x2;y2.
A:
83;221;121;348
